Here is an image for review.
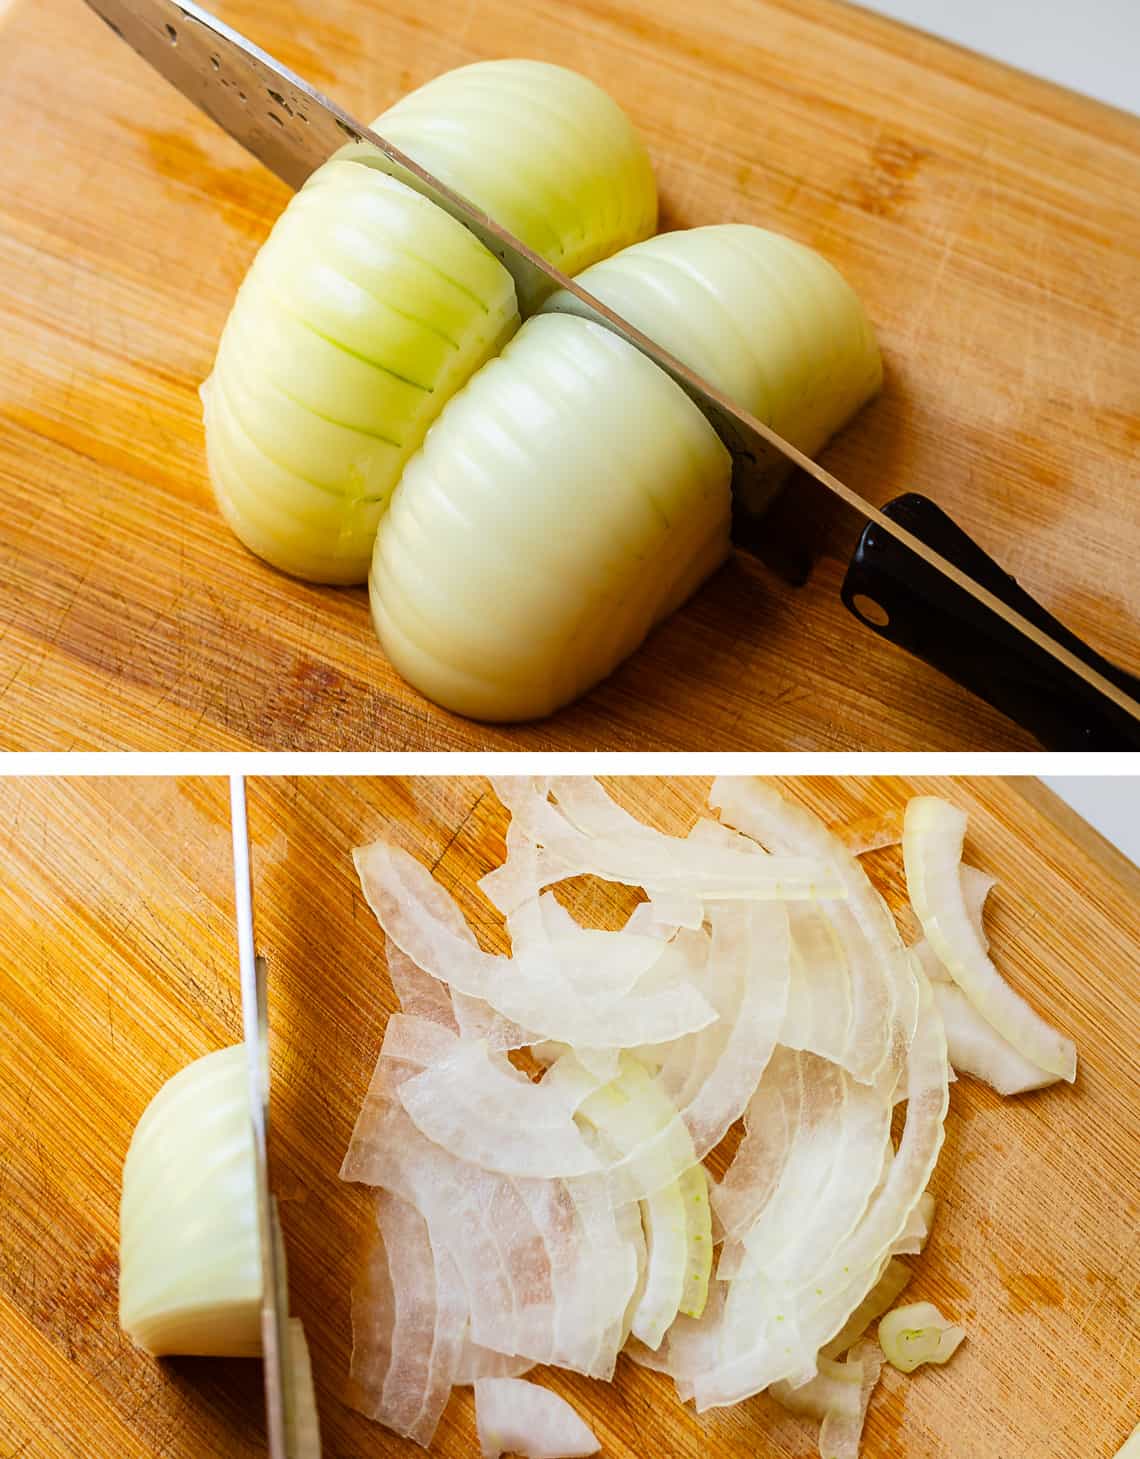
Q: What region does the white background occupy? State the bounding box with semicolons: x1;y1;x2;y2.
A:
858;0;1138;114
861;0;1138;864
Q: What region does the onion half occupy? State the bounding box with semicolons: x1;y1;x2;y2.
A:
369;314;732;721
543;224;882;513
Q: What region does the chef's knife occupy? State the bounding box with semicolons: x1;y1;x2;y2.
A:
83;0;1140;748
230;774;293;1459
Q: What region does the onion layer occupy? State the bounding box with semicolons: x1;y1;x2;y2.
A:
354;60;657;312
878;1301;965;1373
903;797;1076;1082
202;160;518;583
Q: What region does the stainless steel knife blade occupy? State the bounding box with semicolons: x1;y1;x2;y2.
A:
83;0;1140;731
231;774;292;1459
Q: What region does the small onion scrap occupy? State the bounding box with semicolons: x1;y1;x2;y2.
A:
340;778;1077;1457
878;1301;966;1373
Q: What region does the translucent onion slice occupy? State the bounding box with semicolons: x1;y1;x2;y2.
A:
474;1377;600;1459
202;160;518;583
878;1301;965;1373
710;777;915;1086
819;1258;911;1360
455;1337;536;1384
353;840;718;1047
835;809;903;857
642;902;790;1192
398;1039;604;1179
891;1191;936;1256
770;1353;864;1422
485;777;841;907
817;1339;884;1459
349;1191;465;1447
912;863;995;985
542;224;882;514
386;936;460;1033
369;313;733;722
342;1091;637;1377
933;984;1061;1095
356;60;657;312
782;901;855;1069
683;976;947;1409
119;1044;261;1357
903;797;1077;1081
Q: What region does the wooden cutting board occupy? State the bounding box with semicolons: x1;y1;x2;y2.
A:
1;774;1137;1458
0;0;1137;750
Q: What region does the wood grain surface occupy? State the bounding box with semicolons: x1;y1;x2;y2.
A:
0;0;1138;749
1;774;1137;1457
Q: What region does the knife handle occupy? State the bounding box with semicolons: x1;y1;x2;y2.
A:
841;493;1140;750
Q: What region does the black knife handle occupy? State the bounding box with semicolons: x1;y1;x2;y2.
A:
841;493;1140;750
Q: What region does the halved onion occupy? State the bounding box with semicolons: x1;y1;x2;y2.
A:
119;1046;322;1453
119;1045;261;1357
475;1377;600;1459
351;60;657;313
542;224;882;513
202;160;518;584
369;313;732;721
878;1301;965;1373
903;797;1077;1082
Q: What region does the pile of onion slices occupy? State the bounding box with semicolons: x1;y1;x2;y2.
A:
341;777;1077;1457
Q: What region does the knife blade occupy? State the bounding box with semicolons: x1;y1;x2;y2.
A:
230;774;292;1459
83;0;1140;738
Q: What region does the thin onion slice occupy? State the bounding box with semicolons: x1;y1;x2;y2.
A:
474;1377;600;1459
818;1339;884;1459
819;1258;912;1360
710;777;915;1088
903;797;1076;1081
354;840;717;1047
878;1301;965;1373
484;777;843;909
349;1191;465;1447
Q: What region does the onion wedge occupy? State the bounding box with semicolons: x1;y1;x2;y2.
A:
903;797;1076;1082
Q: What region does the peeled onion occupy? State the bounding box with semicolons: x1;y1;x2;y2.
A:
355;60;657;312
119;1045;262;1357
119;1045;322;1454
543;224;883;512
201;160;519;584
370;313;732;720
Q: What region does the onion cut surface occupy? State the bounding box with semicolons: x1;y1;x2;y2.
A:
340;776;1078;1457
119;1045;262;1357
119;1046;322;1451
202;160;518;584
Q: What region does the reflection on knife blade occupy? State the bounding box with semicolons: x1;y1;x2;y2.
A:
82;0;1140;736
